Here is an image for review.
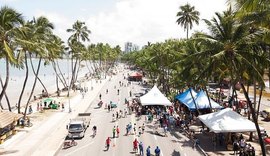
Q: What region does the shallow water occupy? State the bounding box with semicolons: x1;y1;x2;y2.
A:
0;59;93;109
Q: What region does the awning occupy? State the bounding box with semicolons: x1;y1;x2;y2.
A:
0;111;23;128
140;85;171;106
198;108;264;133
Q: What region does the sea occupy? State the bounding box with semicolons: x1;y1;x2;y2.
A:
0;58;91;109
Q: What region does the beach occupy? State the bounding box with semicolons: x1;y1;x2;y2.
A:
0;59;91;109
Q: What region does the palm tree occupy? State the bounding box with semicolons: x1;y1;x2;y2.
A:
0;6;23;110
67;20;91;90
176;3;200;39
194;8;268;155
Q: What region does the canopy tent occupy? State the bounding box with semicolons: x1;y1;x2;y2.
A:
175;88;197;105
186;90;223;110
129;72;143;77
128;72;143;81
140;85;172;106
198;108;264;133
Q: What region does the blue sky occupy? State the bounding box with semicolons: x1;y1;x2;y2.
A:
0;0;228;49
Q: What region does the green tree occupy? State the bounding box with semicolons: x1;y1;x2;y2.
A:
176;3;200;39
0;6;23;110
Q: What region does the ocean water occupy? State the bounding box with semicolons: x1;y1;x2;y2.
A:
0;58;92;109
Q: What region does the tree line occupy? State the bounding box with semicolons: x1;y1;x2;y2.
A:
0;6;121;117
122;1;270;155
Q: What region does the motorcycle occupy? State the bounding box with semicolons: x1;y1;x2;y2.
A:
63;139;77;149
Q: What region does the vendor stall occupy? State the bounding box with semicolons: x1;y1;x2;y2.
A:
0;111;23;144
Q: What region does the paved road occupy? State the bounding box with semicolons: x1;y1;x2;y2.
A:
57;66;202;156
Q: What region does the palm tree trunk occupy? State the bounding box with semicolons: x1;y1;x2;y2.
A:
186;27;189;39
0;76;11;111
0;57;10;109
74;60;81;83
240;83;266;156
253;79;257;112
256;85;263;118
17;53;29;113
52;61;67;88
24;57;42;119
204;86;213;112
190;87;200;115
29;57;48;97
56;60;68;87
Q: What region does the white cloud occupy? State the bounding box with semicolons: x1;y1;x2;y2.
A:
30;0;228;49
85;0;227;49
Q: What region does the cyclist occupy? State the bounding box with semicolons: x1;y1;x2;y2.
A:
92;125;97;136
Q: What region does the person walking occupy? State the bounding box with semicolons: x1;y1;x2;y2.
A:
133;138;139;153
142;123;145;134
139;142;144;156
146;146;151;156
116;126;120;138
112;126;116;138
154;146;161;156
99;93;102;100
105;137;111;151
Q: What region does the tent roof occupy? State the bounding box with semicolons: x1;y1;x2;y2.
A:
129;72;143;77
140;85;172;106
0;111;23;128
186;90;223;110
175;88;197;108
198;108;264;133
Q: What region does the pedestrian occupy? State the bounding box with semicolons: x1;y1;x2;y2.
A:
116;111;119;119
112;126;116;138
154;146;161;156
129;91;132;97
105;137;111;151
146;146;151;156
28;105;33;114
133;138;139;153
116;126;120;138
112;113;114;121
133;123;137;135
142;123;145;134
126;124;129;136
117;89;120;95
106;89;108;94
193;137;200;149
138;126;142;137
139;142;144;156
99;93;102;100
233;140;239;155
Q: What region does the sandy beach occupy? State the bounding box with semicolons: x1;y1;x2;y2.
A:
0;59;92;110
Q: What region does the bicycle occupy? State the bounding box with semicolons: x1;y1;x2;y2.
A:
63;139;77;149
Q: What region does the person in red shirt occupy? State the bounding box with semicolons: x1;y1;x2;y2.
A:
105;137;111;151
133;138;139;153
116;126;120;138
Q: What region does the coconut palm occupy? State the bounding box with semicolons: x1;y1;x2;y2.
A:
0;6;23;110
194;8;268;155
67;20;91;90
176;3;200;39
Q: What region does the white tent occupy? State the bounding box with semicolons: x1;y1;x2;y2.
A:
140;85;172;106
198;108;264;133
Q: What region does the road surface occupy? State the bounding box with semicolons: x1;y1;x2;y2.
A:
57;65;202;156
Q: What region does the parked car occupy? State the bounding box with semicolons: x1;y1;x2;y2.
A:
260;108;270;120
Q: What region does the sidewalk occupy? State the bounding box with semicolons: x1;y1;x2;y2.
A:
0;77;109;156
